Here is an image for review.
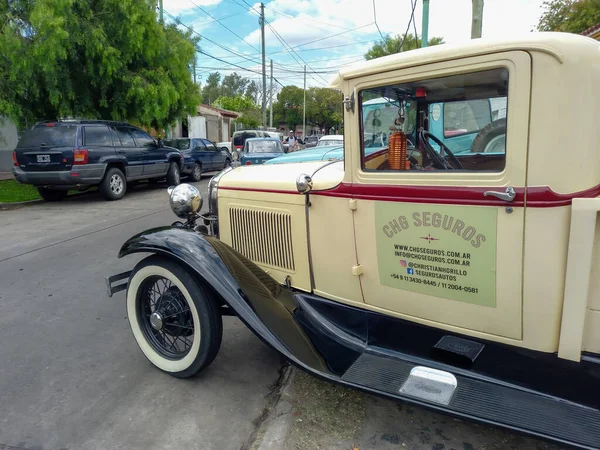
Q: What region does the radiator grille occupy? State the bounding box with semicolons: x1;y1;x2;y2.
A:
229;207;295;271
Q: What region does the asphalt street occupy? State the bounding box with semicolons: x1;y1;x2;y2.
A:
0;177;282;450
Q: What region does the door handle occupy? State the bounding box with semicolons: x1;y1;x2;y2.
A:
483;186;515;202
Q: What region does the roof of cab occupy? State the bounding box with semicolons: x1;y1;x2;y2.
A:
328;32;599;87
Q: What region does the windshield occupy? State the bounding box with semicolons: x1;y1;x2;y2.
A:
17;125;77;148
163;139;190;150
247;141;282;153
317;139;341;147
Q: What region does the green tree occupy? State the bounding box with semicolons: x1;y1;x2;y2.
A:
245;81;259;103
537;0;600;33
201;72;222;105
214;95;260;129
273;86;304;130
221;73;249;98
0;0;201;131
365;34;445;60
213;95;256;112
306;88;342;133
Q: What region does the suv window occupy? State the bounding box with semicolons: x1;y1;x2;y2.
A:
17;124;77;148
359;67;508;172
202;140;217;151
83;126;112;146
130;129;155;147
115;127;136;147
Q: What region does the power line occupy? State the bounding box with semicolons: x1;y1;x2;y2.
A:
188;10;248;28
186;0;261;53
164;10;263;66
292;22;375;49
411;0;419;48
372;0;386;41
269;7;353;31
398;0;418;52
265;21;329;86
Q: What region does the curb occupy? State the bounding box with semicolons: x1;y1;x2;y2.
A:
0;198;45;210
255;365;297;450
0;190;94;210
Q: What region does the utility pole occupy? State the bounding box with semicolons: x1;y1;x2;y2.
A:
421;0;430;47
471;0;484;39
260;3;267;128
158;0;163;23
269;59;273;128
302;65;306;139
193;52;196;84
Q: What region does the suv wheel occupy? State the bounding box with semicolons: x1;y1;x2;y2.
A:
190;162;202;182
166;161;181;186
100;167;127;200
38;188;67;202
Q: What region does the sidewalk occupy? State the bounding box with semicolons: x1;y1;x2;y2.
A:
253;367;563;450
0;172;13;180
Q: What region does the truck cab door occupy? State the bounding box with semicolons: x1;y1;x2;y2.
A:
349;51;530;341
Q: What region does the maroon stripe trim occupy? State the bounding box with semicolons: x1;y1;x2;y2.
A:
219;183;600;208
220;186;298;196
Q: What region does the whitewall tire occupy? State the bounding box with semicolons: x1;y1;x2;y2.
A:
126;256;223;378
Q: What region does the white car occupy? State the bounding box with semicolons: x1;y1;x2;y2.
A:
216;141;231;152
317;135;344;146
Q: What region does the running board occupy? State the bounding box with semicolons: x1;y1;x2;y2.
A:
341;351;600;449
105;271;131;298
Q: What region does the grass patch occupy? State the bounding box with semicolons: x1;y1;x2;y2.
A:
0;179;41;202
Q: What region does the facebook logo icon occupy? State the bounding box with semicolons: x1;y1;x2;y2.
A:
407;268;414;275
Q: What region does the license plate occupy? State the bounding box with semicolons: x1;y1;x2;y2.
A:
37;155;51;163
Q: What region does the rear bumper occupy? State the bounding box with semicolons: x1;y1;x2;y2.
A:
12;164;106;187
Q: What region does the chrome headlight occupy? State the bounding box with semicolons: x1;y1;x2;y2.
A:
168;184;202;219
208;165;233;215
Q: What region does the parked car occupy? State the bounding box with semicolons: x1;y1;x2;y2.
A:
163;138;231;182
12;120;182;201
317;134;343;146
231;129;268;152
264;143;386;165
234;137;285;165
265;145;344;165
107;34;600;449
216;141;232;153
303;135;320;148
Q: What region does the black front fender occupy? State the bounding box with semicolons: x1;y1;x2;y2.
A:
119;227;337;376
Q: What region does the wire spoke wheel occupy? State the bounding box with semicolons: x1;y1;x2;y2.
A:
137;275;194;359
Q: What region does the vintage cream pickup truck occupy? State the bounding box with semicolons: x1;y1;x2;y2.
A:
107;33;600;448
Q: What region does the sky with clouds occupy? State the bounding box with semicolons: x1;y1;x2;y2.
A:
163;0;548;90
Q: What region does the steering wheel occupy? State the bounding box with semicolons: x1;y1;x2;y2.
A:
419;130;464;170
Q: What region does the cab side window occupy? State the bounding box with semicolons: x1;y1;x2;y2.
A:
360;68;508;172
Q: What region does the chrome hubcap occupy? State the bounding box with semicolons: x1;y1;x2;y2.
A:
110;174;123;194
150;311;163;330
194;165;201;178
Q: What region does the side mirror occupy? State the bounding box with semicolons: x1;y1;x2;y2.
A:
296;173;313;194
157;139;164;148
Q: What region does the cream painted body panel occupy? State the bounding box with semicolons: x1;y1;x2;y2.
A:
218;190;312;292
308;195;363;304
221;160;345;192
